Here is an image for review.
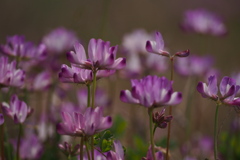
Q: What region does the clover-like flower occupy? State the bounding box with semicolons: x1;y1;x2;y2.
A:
197;75;240;106
0;35;46;60
66;39;126;71
0;57;25;88
106;140;124;160
142;146;164;160
57;107;112;137
120;75;182;108
181;9;227;36
153;109;173;129
2;94;33;124
0;113;4;125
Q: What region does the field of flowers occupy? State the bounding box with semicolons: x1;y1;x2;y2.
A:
0;1;240;160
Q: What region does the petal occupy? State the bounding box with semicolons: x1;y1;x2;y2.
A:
220;76;235;97
109;58;126;70
208;75;218;96
197;82;210;98
0;113;4;125
120;90;139;104
165;92;182;106
113;140;124;160
96;116;112;132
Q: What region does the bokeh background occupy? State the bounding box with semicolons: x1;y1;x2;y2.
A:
1;0;240;159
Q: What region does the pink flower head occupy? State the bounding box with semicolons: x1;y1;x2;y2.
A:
2;94;33;124
0;35;46;60
0;113;4;125
181;9;227;36
31;71;52;91
197;76;240;106
146;32;170;57
57;107;112;136
142;146;164;160
66;39;126;71
120;75;182;108
107;140;124;160
42;27;78;54
0;57;25;88
59;64;115;84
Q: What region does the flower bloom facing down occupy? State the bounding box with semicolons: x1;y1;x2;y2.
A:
59;64;115;84
142;147;164;160
0;113;4;125
120;75;182;108
0;57;25;88
0;35;46;60
2;94;33;124
181;9;227;36
66;39;126;71
42;27;78;54
197;75;240;106
107;140;124;160
57;107;112;137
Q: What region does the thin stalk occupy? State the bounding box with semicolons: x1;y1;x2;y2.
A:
214;103;220;160
87;84;91;107
85;141;91;160
68;154;71;160
91;136;94;160
148;108;156;160
80;137;84;160
16;124;22;160
166;57;174;160
91;70;97;108
0;124;4;160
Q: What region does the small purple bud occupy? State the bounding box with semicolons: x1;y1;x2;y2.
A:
174;49;190;57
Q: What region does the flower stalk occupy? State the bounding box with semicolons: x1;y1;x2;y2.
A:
16;124;22;160
91;70;97;108
214;102;220;160
80;137;84;160
148;108;156;160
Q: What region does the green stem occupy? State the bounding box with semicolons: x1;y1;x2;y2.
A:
148;108;156;160
91;70;97;108
87;84;91;107
214;103;220;160
80;137;84;160
166;57;174;160
91;136;94;160
0;124;4;160
85;141;91;160
153;125;157;136
16;124;22;160
68;154;71;160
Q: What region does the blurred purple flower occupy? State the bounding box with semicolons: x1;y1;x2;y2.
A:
0;113;4;125
42;27;78;54
77;88;111;109
57;107;112;136
59;64;115;84
175;55;213;77
31;71;52;91
37;114;55;142
197;76;240;106
59;141;80;157
107;140;124;160
2;94;33;124
66;39;126;71
12;133;43;159
120;75;182;108
146;32;170;57
0;35;46;60
181;9;227;36
142;147;164;160
0;57;25;88
81;148;106;160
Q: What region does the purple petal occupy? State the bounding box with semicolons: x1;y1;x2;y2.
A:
120;90;139;104
165;92;182;105
220;76;236;97
113;140;124;160
0;114;4;125
208;75;218;96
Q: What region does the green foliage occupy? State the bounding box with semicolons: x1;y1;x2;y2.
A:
110;115;127;138
94;130;114;152
126;135;147;160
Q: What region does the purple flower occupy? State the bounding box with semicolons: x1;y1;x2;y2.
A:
42;27;78;54
175;55;213;77
57;107;112;136
2;94;33;124
197;76;240;106
146;32;170;57
31;71;52;91
120;75;182;108
12;133;43;159
153;108;173;129
0;35;46;60
142;147;164;160
66;39;126;71
0;57;25;88
59;142;80;157
0;113;4;125
181;9;227;36
80;149;106;160
59;64;115;84
107;140;124;160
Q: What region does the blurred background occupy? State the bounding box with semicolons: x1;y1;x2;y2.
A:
0;0;240;159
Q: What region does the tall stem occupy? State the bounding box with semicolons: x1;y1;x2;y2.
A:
85;141;91;160
214;103;220;160
0;107;4;160
16;124;22;160
148;108;156;160
87;84;91;107
80;137;84;160
91;136;94;160
91;70;97;108
166;57;174;160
